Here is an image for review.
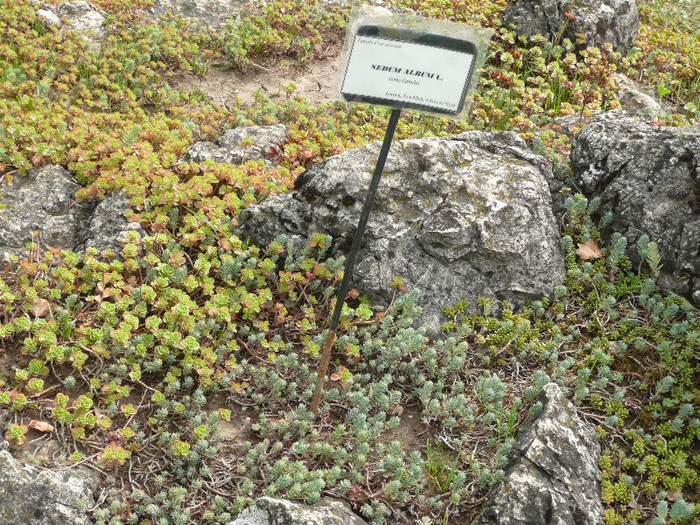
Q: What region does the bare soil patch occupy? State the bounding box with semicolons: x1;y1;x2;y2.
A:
380;404;427;454
170;57;341;109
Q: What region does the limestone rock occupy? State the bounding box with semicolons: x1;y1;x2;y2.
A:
227;497;368;525
181;124;287;166
144;0;247;31
0;409;9;451
82;190;145;256
57;1;106;38
613;74;661;118
477;383;602;525
0;165;89;261
502;0;639;55
0;450;100;525
571;111;700;303
143;0;391;30
36;7;61;27
34;1;107;40
237;132;565;335
0;165;143;261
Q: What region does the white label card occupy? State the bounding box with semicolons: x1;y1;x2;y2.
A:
341;34;476;114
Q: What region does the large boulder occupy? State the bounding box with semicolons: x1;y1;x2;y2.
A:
571;111;700;303
237;132;566;334
0;450;100;525
0;165;143;261
477;383;603;525
502;0;639;55
180;124;287;166
227;497;368;525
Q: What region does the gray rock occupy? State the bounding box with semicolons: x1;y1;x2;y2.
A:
613;74;661;118
83;190;145;256
36;7;61;26
571;111;700;302
58;1;106;37
0;409;9;451
34;1;107;40
0;165;143;261
144;0;248;31
0;450;100;525
502;0;639;55
181;124;287;166
227;497;368;525
478;383;602;525
143;0;389;30
237;132;565;335
0;165;90;261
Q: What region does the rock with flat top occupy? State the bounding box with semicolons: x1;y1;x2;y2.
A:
181;124;287;166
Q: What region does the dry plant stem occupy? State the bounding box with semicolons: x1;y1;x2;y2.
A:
310;328;337;415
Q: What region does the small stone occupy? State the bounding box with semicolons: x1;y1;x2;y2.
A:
82;190;145;257
614;74;661;118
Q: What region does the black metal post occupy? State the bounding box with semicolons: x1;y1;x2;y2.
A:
311;108;402;416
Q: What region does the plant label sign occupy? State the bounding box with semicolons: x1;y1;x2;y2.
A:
340;25;478;116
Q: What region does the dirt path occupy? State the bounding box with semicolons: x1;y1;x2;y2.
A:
170;57;341;109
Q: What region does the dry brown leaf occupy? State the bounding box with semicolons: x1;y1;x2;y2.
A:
30;298;52;317
28;420;55;433
576;239;604;260
667;490;680;502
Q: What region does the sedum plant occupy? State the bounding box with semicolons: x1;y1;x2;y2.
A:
0;0;697;524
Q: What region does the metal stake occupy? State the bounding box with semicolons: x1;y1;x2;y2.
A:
310;108;402;417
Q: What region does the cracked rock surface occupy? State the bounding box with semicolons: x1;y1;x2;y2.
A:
0;165;143;261
0;450;100;525
477;383;602;525
571;111;700;304
227;497;368;525
237;131;565;335
503;0;639;55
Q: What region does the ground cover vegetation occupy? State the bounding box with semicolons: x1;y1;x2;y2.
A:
0;0;698;523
